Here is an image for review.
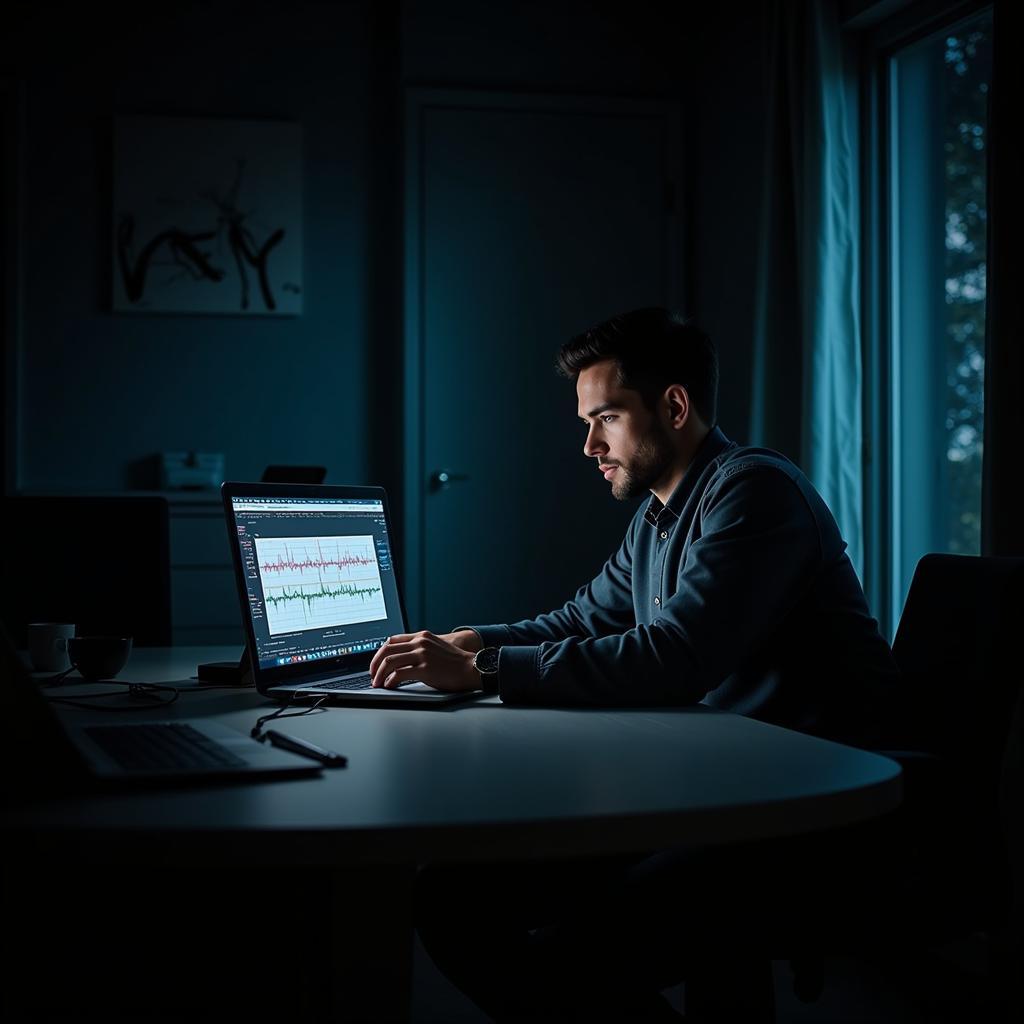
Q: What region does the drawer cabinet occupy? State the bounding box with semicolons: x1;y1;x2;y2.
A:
169;499;243;646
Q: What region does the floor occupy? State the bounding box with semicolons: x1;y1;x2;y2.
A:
411;933;996;1022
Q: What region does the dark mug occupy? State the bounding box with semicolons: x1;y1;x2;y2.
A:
68;636;133;680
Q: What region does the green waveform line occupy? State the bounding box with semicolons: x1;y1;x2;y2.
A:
266;581;383;614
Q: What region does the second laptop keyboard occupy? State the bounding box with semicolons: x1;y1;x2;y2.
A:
85;722;246;771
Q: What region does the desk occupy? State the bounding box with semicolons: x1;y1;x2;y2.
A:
2;647;903;1019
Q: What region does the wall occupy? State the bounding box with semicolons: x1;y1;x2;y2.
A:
7;1;374;492
4;0;769;493
402;0;688;93
402;0;769;443
688;2;769;444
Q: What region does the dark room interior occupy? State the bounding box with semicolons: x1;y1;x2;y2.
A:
2;1;1022;1020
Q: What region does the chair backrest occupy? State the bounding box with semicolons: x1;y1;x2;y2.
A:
893;553;1024;771
892;553;1024;920
0;496;172;647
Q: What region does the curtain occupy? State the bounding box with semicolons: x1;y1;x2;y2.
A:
751;0;864;579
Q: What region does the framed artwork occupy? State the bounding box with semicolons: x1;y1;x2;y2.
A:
112;116;302;315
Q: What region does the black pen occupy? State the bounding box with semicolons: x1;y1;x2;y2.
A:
263;729;348;767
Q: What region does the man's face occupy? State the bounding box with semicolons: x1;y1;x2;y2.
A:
576;359;675;501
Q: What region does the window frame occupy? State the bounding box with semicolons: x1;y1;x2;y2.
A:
856;0;992;640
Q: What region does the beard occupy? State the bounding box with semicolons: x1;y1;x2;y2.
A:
609;423;675;500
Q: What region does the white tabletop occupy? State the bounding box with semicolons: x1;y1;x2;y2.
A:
8;647;903;866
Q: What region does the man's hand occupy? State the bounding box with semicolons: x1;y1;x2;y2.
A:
438;629;484;654
369;630;481;691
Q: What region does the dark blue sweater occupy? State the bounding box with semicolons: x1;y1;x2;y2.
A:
466;426;902;749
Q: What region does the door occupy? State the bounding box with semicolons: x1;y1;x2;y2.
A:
405;90;683;631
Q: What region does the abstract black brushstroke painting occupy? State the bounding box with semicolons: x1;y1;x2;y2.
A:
112;117;302;315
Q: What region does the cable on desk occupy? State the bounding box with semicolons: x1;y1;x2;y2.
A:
44;680;180;711
182;683;257;692
39;673;249;711
41;675;328;717
251;695;329;738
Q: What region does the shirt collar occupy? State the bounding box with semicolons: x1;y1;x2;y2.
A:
643;425;734;527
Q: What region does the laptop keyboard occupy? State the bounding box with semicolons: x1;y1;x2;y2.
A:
85;723;247;771
305;673;374;691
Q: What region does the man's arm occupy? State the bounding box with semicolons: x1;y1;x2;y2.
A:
496;466;824;706
369;512;640;689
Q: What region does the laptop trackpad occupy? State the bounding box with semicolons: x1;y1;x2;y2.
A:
379;680;443;694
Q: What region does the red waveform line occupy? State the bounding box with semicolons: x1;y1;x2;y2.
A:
260;540;375;574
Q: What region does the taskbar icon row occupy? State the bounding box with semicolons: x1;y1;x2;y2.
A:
275;640;381;666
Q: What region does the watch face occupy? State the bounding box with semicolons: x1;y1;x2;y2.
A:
476;647;500;674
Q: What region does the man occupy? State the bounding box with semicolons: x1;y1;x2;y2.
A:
370;308;898;746
369;308;902;1021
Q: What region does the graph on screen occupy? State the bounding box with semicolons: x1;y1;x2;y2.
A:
254;535;388;634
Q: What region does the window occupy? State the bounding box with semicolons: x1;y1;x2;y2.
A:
868;6;991;638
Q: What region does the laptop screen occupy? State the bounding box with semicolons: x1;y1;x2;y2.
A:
229;494;405;672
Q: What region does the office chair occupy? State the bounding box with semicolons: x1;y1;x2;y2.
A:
789;553;1024;1017
0;496;172;647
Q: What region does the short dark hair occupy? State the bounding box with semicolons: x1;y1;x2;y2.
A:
556;308;719;428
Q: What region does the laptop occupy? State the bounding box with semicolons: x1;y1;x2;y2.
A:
0;626;320;796
221;481;484;707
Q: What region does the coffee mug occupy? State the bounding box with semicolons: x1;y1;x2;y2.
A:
68;636;133;681
28;623;76;672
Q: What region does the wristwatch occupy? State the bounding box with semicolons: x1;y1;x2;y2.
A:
472;646;501;694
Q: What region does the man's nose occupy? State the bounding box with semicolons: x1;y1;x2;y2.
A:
583;425;606;458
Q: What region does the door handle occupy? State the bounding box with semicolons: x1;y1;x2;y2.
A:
429;470;470;493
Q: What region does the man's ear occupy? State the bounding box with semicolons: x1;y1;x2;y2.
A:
663;385;691;430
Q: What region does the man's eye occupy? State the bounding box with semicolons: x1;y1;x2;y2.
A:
600;415;617;424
